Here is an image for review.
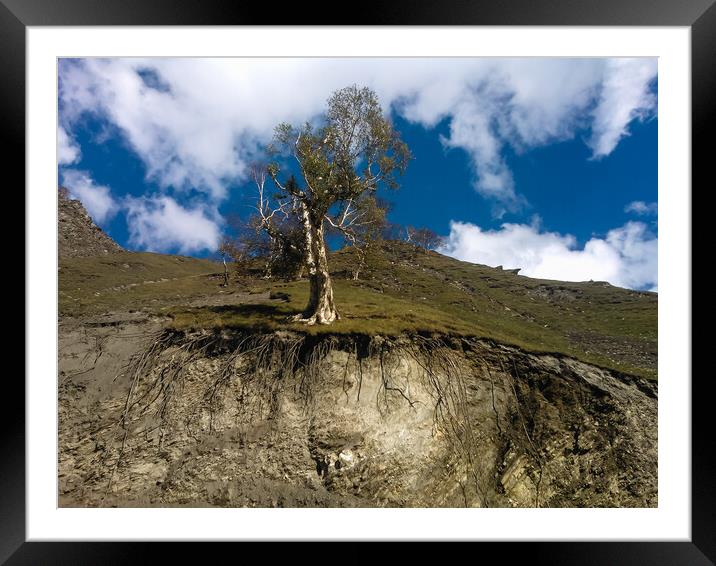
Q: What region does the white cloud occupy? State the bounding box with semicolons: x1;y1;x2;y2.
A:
59;166;219;253
440;219;657;291
123;195;221;254
439;93;522;213
59;57;657;213
58;125;81;165
625;200;658;216
60;169;117;224
589;58;658;158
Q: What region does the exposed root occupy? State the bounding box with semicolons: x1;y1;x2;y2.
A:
499;355;544;508
105;330;321;493
101;329;551;507
107;329;209;492
289;312;341;325
82;334;109;366
374;340;419;413
483;362;503;436
402;335;493;507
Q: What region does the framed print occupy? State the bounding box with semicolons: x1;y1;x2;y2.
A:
8;0;711;563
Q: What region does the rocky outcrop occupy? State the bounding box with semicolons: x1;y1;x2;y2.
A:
58;186;122;258
58;325;657;508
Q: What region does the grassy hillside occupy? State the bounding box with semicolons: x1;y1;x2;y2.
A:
59;242;657;379
59;251;220;316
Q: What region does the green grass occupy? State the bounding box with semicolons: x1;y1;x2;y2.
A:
59;251;221;316
169;278;479;336
60;243;657;379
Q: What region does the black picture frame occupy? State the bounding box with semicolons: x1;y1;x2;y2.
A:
6;0;710;563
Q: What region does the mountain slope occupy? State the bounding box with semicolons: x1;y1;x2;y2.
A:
59;240;657;378
57;215;658;508
56;189;656;378
58;187;123;258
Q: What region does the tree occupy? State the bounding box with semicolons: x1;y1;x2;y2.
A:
217;237;238;286
407;226;444;253
266;85;410;324
326;193;387;280
381;220;405;242
249;165;307;280
222;213;264;278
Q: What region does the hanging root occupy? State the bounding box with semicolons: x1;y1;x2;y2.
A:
498;354;545;508
82;334;109;367
100;328;545;507
384;335;487;506
103;329;334;493
399;335;541;508
107;329;212;493
371;338;419;414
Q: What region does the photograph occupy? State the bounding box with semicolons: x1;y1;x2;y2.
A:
56;56;659;509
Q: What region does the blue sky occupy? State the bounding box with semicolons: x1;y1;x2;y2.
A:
58;58;658;291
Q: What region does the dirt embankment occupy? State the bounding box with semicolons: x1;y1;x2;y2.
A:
59;317;657;508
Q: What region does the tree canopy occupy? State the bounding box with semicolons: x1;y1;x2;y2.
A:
264;85;411;324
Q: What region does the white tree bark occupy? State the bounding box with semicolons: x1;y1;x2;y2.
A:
292;204;339;325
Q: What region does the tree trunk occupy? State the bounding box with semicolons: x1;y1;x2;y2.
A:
352;244;367;281
293;205;339;324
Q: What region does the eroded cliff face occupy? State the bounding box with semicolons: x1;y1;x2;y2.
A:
59;322;657;508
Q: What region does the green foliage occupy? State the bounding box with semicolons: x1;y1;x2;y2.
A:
225;197;307;281
267;85;411;215
268;221;307;280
